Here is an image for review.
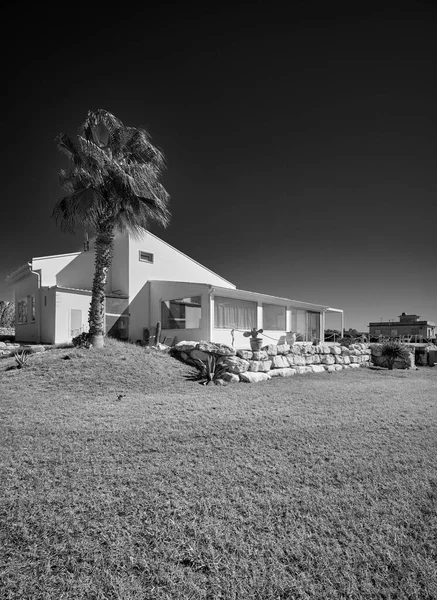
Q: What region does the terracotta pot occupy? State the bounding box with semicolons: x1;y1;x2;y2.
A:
250;338;263;351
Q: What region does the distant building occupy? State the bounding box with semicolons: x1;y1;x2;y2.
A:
369;313;436;340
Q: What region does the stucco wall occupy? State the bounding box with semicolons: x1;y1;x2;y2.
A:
128;232;235;301
56;251;96;290
40;287;56;344
14;272;39;343
54;290;91;344
33;254;80;287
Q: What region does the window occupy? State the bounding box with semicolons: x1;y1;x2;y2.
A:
139;251;154;263
214;296;257;329
161;296;201;329
291;309;307;340
30;295;36;321
263;304;286;330
17;299;28;324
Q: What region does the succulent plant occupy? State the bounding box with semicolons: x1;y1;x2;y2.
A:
243;328;263;339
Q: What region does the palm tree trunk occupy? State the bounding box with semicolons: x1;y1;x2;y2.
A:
89;225;115;348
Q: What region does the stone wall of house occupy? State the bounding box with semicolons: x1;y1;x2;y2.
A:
173;341;373;383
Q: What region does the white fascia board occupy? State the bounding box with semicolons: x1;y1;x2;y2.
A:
209;285;343;312
5;262;32;284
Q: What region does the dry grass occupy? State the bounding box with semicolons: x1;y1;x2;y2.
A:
1;340;436;599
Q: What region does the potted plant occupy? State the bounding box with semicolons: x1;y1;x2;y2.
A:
243;328;264;351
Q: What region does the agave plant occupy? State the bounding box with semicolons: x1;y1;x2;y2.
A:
14;350;29;368
195;355;229;385
380;340;410;370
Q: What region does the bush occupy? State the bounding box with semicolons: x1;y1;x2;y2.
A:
72;332;91;349
380;340;410;370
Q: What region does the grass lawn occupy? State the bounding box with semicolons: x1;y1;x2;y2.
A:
1;340;436;599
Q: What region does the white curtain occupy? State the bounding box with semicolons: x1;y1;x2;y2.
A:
214;296;257;329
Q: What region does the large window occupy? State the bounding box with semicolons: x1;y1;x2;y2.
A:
263;304;286;330
17;299;27;324
161;296;201;329
291;309;307;340
214;296;257;329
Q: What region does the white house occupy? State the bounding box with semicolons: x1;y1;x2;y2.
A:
6;231;344;347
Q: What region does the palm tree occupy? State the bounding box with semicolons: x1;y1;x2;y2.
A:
53;109;170;348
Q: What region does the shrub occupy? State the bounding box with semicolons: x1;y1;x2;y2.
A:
72;332;91;349
380;340;410;370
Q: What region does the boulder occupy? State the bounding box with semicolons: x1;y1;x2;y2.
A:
218;356;249;374
343;356;351;364
237;349;253;360
350;356;360;363
305;355;314;365
321;355;335;365
276;344;290;355
325;365;336;373
334;355;344;364
292;345;302;355
295;366;312;375
190;349;211;363
239;371;271;383
248;360;260;372
311;365;325;373
293;355;306;366
259;360;272;372
350;363;360;369
252;350;268;361
340;346;350;355
330;346;341;355
197;342;236;356
175;341;198;352
272;367;296;377
222;372;240;383
286;355;295;366
321;345;331;354
271;355;289;369
263;344;278;356
312;354;321;364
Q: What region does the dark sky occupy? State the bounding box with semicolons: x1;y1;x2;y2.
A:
1;2;436;331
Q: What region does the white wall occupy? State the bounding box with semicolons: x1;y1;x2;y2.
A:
33;254;80;287
54;290;91;344
40;287;56;344
56;251;96;290
14;272;39;343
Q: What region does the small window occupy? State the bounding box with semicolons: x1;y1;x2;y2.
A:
139;251;154;263
17;299;28;324
30;295;36;321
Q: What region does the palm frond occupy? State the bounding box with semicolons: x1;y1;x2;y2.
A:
52;188;107;233
56;133;83;167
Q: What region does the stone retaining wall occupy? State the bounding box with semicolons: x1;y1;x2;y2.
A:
173;341;373;383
